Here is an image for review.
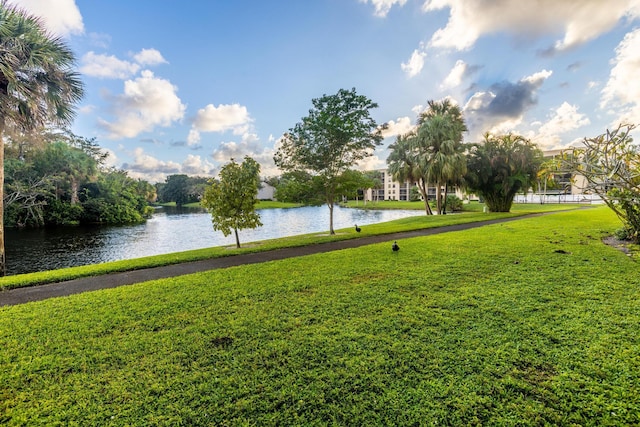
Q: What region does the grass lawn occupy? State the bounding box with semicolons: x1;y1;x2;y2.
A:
1;207;639;425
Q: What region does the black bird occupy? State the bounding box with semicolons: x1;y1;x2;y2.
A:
355;224;361;233
392;241;400;252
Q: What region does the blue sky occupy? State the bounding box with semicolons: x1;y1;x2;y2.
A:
12;0;640;182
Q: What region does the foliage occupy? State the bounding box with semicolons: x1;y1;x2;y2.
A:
465;133;544;212
274;87;383;234
273;171;323;205
562;124;640;242
445;194;463;211
1;208;638;425
336;169;375;201
416;99;468;214
387;99;467;215
157;174;208;207
202;156;263;248
5;134;153;227
0;1;84;274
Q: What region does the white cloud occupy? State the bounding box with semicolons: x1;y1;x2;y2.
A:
533;102;591;148
13;0;84;36
356;154;386;171
192;103;252;134
187;129;201;147
81;51;140;79
133;48;167;66
381;116;414;139
81;48;168;79
181;154;216;176
360;0;408;17
211;133;278;177
601;28;640;126
423;0;636;52
401;48;426;77
440;59;467;90
99;70;186;139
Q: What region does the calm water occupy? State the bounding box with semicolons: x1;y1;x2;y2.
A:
5;205;423;275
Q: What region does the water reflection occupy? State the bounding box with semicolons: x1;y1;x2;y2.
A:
6;205;422;275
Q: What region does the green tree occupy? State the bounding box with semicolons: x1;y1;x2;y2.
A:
274;88;383;234
159;174;190;207
274;171;322;204
465;133;544;212
416;99;467;214
387;133;434;214
335;169;375;203
202;156;262;248
562;124;640;242
0;1;84;274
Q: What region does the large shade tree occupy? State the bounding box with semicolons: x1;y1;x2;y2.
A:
465;133;544;212
0;1;84;274
274;88;383;234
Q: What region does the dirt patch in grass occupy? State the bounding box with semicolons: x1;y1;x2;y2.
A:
603;236;638;259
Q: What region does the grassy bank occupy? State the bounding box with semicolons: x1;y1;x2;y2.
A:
1;207;639;425
0;205;575;291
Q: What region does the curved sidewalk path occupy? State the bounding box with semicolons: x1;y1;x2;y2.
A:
1;214;544;307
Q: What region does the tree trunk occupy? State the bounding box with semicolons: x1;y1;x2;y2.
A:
328;201;335;235
234;228;240;248
70;177;79;205
417;179;433;215
0;117;5;276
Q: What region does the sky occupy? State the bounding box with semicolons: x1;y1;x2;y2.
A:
10;0;640;183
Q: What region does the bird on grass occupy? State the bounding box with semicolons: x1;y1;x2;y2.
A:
355;224;361;233
392;241;400;252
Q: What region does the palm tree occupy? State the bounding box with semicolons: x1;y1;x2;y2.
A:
0;2;84;275
416;100;467;214
387;132;433;215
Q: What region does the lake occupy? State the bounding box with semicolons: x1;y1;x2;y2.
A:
6;205;423;275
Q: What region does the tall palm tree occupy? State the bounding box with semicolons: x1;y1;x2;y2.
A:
0;2;84;275
415;100;467;214
387;132;433;215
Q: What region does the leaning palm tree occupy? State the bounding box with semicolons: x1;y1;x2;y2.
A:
387;132;434;215
0;1;84;275
416;99;467;214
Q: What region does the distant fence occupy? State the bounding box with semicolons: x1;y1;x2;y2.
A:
513;194;605;204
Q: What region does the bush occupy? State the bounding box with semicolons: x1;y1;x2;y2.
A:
445;195;463;212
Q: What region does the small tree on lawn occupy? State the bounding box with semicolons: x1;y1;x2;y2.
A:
562;124;640;242
274;88;384;234
465;133;543;212
202;156;262;248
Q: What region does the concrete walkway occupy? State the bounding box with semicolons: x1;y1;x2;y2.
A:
0;214;543;307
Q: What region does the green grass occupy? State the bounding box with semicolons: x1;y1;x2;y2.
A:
0;205;570;291
1;207;639;425
343;199;587;213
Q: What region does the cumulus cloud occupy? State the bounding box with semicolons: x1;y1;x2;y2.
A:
440;60;482;91
211;133;278;177
356;154;386;171
13;0;84;36
601;28;640;126
381;116;414;139
81;48;167;79
463;69;553;139
423;0;637;52
133;48;167;66
81;52;140;79
401;48;426;77
192;103;252;135
181;154;217;176
99;70;186;139
532;102;591;148
360;0;408;17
